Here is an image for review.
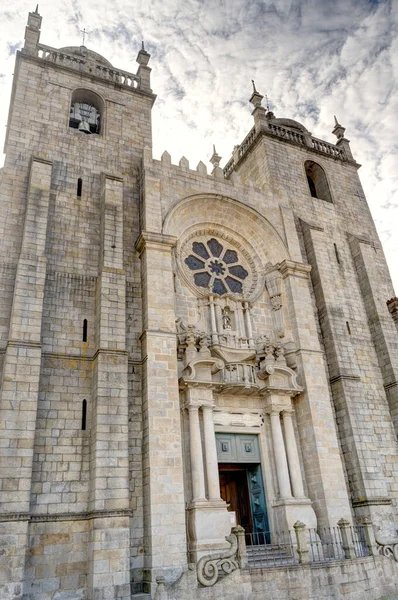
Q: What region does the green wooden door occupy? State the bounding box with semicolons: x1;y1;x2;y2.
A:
247;464;270;544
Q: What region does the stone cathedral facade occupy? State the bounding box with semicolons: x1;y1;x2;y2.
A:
1;9;398;600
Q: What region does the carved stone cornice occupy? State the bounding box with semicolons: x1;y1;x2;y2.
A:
352;497;392;508
135;231;177;255
278;259;312;279
0;509;134;523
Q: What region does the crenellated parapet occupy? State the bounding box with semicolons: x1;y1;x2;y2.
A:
142;145;264;192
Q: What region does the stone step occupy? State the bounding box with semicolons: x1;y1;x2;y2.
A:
131;595;152;599
247;544;295;566
247;547;292;556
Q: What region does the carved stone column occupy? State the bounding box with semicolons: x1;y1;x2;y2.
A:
215;302;223;334
269;409;292;499
243;302;254;346
208;295;218;345
181;378;231;560
282;409;305;499
202;404;221;501
259;363;318;532
187;404;206;501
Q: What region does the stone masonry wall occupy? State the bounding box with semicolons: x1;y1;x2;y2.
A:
233;132;398;529
0;38;153;598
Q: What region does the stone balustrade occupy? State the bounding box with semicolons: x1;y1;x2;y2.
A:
221;363;257;385
37;44;141;89
311;136;345;159
223;122;347;178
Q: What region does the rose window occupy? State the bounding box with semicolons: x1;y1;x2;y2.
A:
184;238;248;295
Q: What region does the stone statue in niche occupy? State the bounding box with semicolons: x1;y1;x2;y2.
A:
222;308;232;330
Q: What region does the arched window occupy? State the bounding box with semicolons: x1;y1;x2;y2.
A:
304;161;332;202
69;89;104;135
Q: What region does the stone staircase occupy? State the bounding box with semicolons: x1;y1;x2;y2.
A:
247;543;297;567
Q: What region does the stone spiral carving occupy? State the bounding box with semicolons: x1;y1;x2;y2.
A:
376;537;398;561
196;533;239;587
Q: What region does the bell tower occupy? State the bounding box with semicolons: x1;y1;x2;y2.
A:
0;8;155;600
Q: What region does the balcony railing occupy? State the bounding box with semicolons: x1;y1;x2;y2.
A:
217;363;258;395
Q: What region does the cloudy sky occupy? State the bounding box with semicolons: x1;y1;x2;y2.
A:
0;0;397;291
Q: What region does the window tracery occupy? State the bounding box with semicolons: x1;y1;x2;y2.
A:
184;237;249;296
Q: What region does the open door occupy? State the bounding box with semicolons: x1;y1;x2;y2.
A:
247;464;270;544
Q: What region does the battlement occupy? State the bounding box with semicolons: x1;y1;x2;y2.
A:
143;147;262;192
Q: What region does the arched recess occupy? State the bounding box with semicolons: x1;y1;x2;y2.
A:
163;194;290;302
69;88;105;134
304;160;332;202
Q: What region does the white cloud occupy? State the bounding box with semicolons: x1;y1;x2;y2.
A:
0;0;397;292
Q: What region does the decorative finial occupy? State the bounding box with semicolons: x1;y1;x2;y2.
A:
249;81;264;109
35;4;39;13
137;40;151;66
332;115;346;140
210;145;221;168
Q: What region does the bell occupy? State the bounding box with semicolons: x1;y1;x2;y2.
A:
78;120;91;134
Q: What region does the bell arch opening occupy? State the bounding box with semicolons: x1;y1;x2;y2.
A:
304;160;332;203
69;88;104;135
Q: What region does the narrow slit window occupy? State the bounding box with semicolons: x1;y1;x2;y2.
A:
334;243;341;264
82;399;87;430
346;321;351;335
82;318;88;342
77;178;82;197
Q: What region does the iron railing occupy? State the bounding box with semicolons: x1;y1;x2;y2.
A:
245;531;298;568
351;525;369;558
246;524;369;569
308;526;344;562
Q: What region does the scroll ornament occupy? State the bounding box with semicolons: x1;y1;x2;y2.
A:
196;533;239;587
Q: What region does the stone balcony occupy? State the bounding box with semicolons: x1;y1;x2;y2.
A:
216;362;259;395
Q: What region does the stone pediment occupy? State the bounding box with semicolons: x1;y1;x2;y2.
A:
258;363;302;397
181;356;224;383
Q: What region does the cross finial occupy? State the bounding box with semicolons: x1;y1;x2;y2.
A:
80;28;88;46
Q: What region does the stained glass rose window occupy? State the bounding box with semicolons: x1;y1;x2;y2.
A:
184;238;248;295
